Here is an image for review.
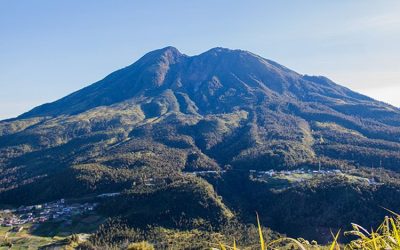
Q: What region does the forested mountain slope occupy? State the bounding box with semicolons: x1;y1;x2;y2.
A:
1;47;400;240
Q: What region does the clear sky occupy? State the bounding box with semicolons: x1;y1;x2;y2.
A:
1;0;399;120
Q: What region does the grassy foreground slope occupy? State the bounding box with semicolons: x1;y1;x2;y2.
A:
73;213;400;249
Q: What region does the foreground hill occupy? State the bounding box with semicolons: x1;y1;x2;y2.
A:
1;47;400;241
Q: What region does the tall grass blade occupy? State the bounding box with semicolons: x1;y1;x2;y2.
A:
256;212;266;250
389;217;400;245
212;213;400;249
329;229;340;250
219;242;227;250
380;206;400;218
351;223;370;236
371;228;378;250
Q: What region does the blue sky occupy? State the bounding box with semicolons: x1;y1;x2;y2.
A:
1;0;399;119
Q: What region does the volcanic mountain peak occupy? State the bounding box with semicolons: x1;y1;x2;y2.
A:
16;46;399;121
18;47;293;118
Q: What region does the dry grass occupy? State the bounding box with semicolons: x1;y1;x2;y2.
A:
214;211;400;250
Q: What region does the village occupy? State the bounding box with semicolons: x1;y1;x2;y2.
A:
0;199;97;231
249;168;383;186
249;168;343;177
188;168;383;186
187;168;342;177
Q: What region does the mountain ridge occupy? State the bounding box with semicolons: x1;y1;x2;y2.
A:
19;46;388;119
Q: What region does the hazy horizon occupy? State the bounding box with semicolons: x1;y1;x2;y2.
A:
1;0;399;120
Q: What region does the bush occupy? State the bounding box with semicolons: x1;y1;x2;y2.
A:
127;241;154;250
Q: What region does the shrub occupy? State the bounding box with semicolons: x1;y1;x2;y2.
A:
127;241;155;250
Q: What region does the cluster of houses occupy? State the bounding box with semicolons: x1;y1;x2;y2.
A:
188;169;345;178
0;199;97;228
185;168;383;187
249;168;383;186
249;168;342;178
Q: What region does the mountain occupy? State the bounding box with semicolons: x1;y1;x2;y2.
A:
2;47;400;241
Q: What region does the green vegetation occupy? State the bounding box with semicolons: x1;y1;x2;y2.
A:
0;212;102;249
4;213;400;249
78;218;280;249
32;214;105;237
214;212;400;250
1;47;400;248
98;175;233;230
68;213;400;249
2;168;400;245
0;224;61;249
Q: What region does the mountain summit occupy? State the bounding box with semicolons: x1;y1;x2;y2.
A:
1;46;400;203
20;47;393;119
